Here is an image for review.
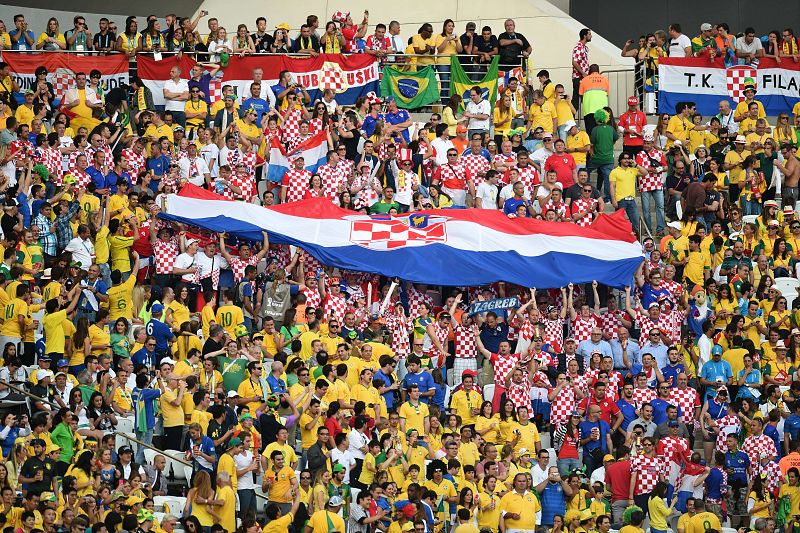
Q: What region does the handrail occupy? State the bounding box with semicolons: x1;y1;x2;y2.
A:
1;380;192;466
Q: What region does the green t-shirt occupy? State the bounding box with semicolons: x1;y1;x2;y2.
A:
370;200;401;214
589;124;620;165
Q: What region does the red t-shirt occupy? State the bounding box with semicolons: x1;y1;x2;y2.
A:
578;394;621;425
544;153;577;189
604;459;632;501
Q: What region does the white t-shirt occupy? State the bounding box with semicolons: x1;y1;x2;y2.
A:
163;78;189;112
64;237;94;271
347;429;369;460
178;155;210;186
431;138;455;166
498;182;530;204
475;181;498;209
234;450;257;490
668;34;691;57
330;448;357;483
173;252;197;282
735;38;762;55
200;143;220;178
466;99;491;131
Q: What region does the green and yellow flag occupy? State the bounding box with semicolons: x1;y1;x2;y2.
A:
450;55;500;109
217;356;248;392
380;65;440;109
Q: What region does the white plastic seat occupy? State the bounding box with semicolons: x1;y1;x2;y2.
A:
158;496;187;518
482;383;495;402
143;448;159;466
742;214;759;225
775;276;799;297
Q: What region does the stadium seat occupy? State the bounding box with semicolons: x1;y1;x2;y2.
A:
775;277;799;298
143;448;159;466
158;496;187;518
482;384;495;402
742;214;759;225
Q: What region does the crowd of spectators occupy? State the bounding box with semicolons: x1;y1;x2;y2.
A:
0;7;799;533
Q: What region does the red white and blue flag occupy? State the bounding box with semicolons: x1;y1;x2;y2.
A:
162;185;643;288
265;130;329;183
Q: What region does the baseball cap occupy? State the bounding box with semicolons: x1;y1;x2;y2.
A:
118;445;134;455
110;490;126;502
456;125;467;133
603;454;614;462
328;496;344;507
564;120;577;129
701;23;713;31
151;303;164;314
667;420;680;428
239;413;255;421
160;357;177;366
31;438;46;448
227;390;240;398
137;509;154;523
36;369;54;381
46;443;60;454
57;358;69;367
542;132;553;140
466;22;476;30
332;463;346;473
275;22;290;30
384;95;396;103
228;437;243;447
185;238;200;246
627;95;638;106
667;221;682;231
518;448;531;456
40;492;57;502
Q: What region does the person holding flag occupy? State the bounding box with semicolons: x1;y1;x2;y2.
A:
131;371;163;465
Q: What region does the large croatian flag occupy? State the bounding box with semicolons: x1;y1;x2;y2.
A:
162;185;643;288
658;57;800;116
265;130;329;183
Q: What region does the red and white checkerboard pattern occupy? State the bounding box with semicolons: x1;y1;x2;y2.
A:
490;352;521;384
407;287;433;320
38;146;62;183
635;150;666;192
72;169;91;188
350;218;447;250
385;313;412;358
122;148;146;179
302;285;322;309
232;173;257;202
664;309;687;343
726;65;757;101
153;238;180;275
302;249;325;272
323;292;349;323
714;414;741;453
631;453;667;496
319;62;349;93
453;323;477;359
660;279;682;300
515;318;538;343
542;200;567;219
514;165;540;198
429;321;449;365
634;309;660;338
669;387;700;424
657;435;690;465
506;380;532;410
758;459;782;495
281;108;305;142
570;197;597;227
319;164;349;200
572;314;600;344
632;386;657;410
308;118;325;136
493;153;517;174
435;163;470;191
600;310;625;340
461;153;491;188
549;386;578;427
229;255;261;283
742;434;778;465
269;245;292;269
282;168;313;203
208;78;222;104
351;174;381;210
542;317;564;352
52;72;73;101
286;134;313;155
86;145;113;167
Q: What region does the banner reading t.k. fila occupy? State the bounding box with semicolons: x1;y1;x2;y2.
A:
658;57;800;116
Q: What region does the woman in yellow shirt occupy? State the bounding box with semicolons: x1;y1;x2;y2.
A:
443;95;463;137
166;284;191;332
648;482;677;533
183;471;219;527
474;401;501;444
713;284;738;330
496;399;518;446
774;114;798;147
70;317;91;371
768;296;792;335
748;476;773;524
493;94;514;147
411;24;437;67
65;450;98;497
36;18;67;50
435;19;463;99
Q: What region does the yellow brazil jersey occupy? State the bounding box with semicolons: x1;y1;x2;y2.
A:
237;377;267;413
107;274;137;321
201;302;215;339
168;300;191;330
144;123;174;152
686;511;721;533
477;491;501;530
299;411;323;450
307;510;344;533
498;489;541;530
107;193;129;220
666;115;693;148
735;99;766;121
160;387;184;427
108;234;134;273
398;400;430;436
80;194;100;225
185;100;209;128
351;383;383;420
450;389;483;425
262;441;297;470
88;323;111;355
513;421;540;455
43;309;68;355
42;280;62;303
725;149;751;185
216;304;245;337
94;226;110;265
567;130;591;166
684;250;711;285
1;298;28;338
265;465;295;503
528;100;557;133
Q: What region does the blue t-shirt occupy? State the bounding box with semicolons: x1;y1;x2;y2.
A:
106;171;132;194
540;482;566;526
79;279;108;311
9;30;35;50
503;197;530;216
700;360;733;398
267;374;287;394
661;363;685;388
704;467;726;500
579;419;610;453
384;109;412;143
242;97;270;124
361;114;383;137
785;414;800;443
401;371;435;404
131;347;157;369
147;155;171;177
479;323;510;354
640;283;671;309
132;387;162;430
650;398;682;426
616;398;638;431
374;369;396;411
86;167;112;192
146;318;174;353
764;423;782;460
724;450;750;484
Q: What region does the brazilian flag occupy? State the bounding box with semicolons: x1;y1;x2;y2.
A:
450;55;500;110
217;356;248;392
380;65;440;109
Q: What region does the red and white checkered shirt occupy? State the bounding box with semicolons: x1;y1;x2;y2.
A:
461;152;491;188
515;318;538;343
657;435;690;465
635;149;666;192
230;172;257;202
660;279;682;300
318;163;348;200
350;174;381;210
742;434;778;465
152;237;180;275
10;139;34;162
434;162;470;191
407;287;433;320
122;148;147;178
68;150;88;175
572;42;589;79
600;310;626;340
662;309;686;342
714;413;741;453
385;313;412;358
506;379;532;410
757;459;782;496
669;387;700;425
513;165;541;198
269;245;292;269
542;200;568;219
308;117;326;136
570;197;598;227
282;168;312;203
634;309;660;338
493;152;517;173
302;285;322;310
287;133;313;154
37;146;63;183
542;317;565;352
453;323;477;359
72;169;92;188
281;108;305;142
550;385;578;426
229;255;261;282
302;249;325;272
428;321;449;366
631;454;667;496
572;314;600;344
86;145;113;167
490;351;521;384
632;386;657;410
323;291;349;323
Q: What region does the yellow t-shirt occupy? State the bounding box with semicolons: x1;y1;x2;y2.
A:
160;388;184;427
216;484;236;532
567;131;591;166
299;411;323;450
686;511;721;533
307;510;344;533
513;421;541;455
107;273;137;321
108;234;134;273
725;149;751;185
88;323;111;356
265;465;295;503
555;98;574;125
168;300;191;329
411;34;437;66
498;489;541;530
262;441;298;470
184;100;209;128
215;304;245;337
398;400;430;436
450;389;483;425
80;194;100;225
15;105;34;128
94;226;110;265
609;166;639;201
0;298;28;338
359;452;378;485
528;100;557;133
43;309;68;354
263;512;293;533
666;115;693;148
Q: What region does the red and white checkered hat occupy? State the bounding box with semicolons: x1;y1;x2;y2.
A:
397;148;413;162
331;11;349;24
366;91;382;106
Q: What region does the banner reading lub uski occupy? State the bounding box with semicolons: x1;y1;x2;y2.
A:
4;53;129;105
138;53;379;108
658;57;800;116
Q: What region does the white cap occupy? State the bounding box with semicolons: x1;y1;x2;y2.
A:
564;120;577;129
667;221;682;230
518;448;531;456
160;357;177;366
673;140;682;146
36;369;54;380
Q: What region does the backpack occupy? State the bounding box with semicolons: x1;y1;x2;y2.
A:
232;279;250;308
